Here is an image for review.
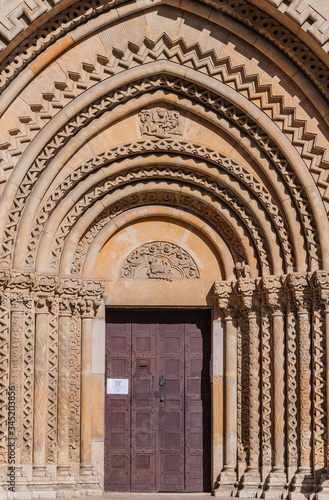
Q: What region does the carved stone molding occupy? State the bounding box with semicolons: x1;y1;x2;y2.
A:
0;270;105;296
120;241;199;281
1;0;329;107
66;188;249;276
28;145;289;274
2;74;319;272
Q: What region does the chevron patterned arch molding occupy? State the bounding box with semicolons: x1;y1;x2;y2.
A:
1;69;325;272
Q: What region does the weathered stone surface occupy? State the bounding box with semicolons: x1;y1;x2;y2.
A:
1;0;329;497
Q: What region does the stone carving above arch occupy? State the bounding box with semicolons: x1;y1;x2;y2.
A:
120;241;200;281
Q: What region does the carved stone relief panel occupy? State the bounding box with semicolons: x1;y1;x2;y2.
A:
139;108;182;138
120;241;200;281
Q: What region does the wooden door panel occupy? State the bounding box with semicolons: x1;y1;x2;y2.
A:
185;311;211;492
158;314;185;492
104;310;131;491
105;309;211;493
131;312;157;491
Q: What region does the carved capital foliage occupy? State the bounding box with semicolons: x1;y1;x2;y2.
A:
0;271;105;316
79;298;101;318
214;272;329;314
214;280;241;317
310;270;329;310
286;272;310;293
261;275;286;313
35;274;59;294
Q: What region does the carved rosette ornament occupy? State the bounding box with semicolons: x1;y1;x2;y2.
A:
121;241;200;281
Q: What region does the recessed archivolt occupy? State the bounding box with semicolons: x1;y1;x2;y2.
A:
22;148;295;275
11;92;303;273
35;182;263;276
1;67;325;271
41;172;272;276
1;0;329;107
69;207;235;279
2;31;327;177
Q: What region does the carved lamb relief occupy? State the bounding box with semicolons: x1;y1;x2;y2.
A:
120;241;200;281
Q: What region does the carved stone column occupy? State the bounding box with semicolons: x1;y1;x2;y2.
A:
215;282;238;497
56;297;76;485
263;288;287;499
9;282;34;491
312;271;329;500
288;275;313;499
79;298;100;487
32;297;52;483
9;293;25;467
238;282;262;498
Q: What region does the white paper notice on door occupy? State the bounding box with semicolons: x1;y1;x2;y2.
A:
107;378;129;395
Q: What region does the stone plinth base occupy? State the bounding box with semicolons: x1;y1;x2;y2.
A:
237;467;262;498
263;469;288;499
289;470;314;500
215;468;238;497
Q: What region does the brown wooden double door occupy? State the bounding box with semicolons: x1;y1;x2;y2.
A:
104;309;211;492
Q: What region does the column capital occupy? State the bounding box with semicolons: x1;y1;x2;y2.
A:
79;298;101;318
10;291;33;311
214;280;240;317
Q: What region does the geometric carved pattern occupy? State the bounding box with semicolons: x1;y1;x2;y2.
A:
240;314;250;465
215;271;329;495
120;241;200;281
1;33;325;183
68;315;81;463
0;272;104;479
66;189;249;275
2;75;319;270
47;300;58;464
286;299;298;467
25;142;292;273
312;297;326;467
55;170;271;274
57;311;71;466
260;304;272;467
1;0;329;109
21;298;34;463
0;293;9;463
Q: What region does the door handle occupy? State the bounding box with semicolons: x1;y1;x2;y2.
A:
159;377;165;402
159;377;166;389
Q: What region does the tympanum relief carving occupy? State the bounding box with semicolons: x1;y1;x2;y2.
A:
120;241;200;281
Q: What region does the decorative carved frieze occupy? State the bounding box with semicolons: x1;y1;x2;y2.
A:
120;241;200;281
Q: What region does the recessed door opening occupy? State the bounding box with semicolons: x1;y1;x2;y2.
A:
104;309;211;492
